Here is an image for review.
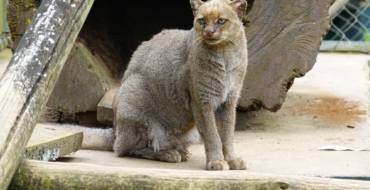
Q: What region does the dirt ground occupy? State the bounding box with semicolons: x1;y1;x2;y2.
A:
61;53;370;179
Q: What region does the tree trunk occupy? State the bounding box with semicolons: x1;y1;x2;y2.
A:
239;0;334;112
0;0;93;189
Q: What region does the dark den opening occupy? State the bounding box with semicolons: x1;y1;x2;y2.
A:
79;1;194;76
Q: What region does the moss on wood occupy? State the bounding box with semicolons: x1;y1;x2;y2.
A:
9;161;370;190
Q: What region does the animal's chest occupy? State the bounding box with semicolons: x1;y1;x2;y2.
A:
195;58;238;106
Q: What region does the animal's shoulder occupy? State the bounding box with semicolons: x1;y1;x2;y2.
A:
124;29;191;81
129;29;190;62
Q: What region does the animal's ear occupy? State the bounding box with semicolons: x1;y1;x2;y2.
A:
229;0;247;19
190;0;204;16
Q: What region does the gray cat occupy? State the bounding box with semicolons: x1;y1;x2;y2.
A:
113;0;248;170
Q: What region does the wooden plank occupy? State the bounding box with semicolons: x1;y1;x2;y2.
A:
329;0;349;17
25;124;83;161
9;160;370;190
320;41;370;53
0;0;94;189
97;87;118;125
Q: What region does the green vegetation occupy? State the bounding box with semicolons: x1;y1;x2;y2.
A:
364;31;370;42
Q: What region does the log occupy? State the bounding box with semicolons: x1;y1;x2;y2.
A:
0;0;93;189
239;0;334;111
10;160;370;190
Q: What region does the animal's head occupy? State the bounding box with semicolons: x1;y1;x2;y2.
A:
190;0;247;46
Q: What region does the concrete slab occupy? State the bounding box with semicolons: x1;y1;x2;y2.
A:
26;123;83;161
60;53;370;180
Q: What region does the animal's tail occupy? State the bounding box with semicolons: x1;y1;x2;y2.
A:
55;124;114;151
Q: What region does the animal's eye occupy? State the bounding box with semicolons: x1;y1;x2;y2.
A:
198;18;206;25
217;18;227;25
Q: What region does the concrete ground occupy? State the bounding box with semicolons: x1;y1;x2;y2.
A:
60;53;370;179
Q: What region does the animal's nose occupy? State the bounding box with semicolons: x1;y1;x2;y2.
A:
204;26;216;37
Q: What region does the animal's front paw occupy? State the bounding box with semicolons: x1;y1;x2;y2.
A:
206;160;230;171
158;150;182;163
227;158;247;170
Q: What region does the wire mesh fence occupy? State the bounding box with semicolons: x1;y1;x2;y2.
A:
321;0;370;53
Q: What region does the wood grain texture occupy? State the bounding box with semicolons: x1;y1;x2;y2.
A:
0;0;93;189
97;87;118;125
47;41;117;114
10;160;370;190
239;0;334;111
26;124;83;161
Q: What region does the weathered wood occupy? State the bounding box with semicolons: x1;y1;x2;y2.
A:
47;41;117;115
239;0;334;111
9;1;334;115
329;0;349;17
9;160;370;190
0;0;94;189
97;87;118;125
26;124;83;161
320;41;370;53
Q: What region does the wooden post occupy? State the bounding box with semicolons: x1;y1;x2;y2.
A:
0;0;94;189
329;0;349;17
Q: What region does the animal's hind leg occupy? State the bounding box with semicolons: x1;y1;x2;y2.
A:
113;74;151;157
114;119;183;163
128;148;182;163
114;118;187;163
177;148;191;162
176;126;200;161
113;119;147;157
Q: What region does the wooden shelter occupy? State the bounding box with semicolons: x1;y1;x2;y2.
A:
0;0;339;189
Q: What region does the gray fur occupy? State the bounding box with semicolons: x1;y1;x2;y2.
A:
113;0;248;170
